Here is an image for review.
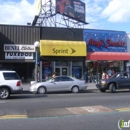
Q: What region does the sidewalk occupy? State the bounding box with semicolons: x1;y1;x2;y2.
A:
22;83;97;91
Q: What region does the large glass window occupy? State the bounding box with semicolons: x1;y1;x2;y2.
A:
55;61;68;66
86;61;123;83
72;61;83;79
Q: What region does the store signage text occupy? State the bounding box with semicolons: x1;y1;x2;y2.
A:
88;38;126;47
106;39;126;47
5;52;33;59
4;44;35;52
53;48;76;54
53;48;68;54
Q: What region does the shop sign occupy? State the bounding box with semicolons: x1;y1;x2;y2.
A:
4;44;35;52
5;52;33;59
41;47;84;56
83;30;127;52
40;40;86;56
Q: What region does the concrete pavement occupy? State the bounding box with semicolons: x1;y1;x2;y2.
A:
22;83;97;91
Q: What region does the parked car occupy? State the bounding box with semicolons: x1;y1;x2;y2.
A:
0;70;23;99
29;76;87;94
96;72;130;93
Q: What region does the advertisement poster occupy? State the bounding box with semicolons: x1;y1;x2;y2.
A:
83;30;127;52
56;0;85;22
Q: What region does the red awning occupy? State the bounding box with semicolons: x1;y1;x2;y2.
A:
86;52;130;61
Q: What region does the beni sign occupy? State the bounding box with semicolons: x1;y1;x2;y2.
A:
4;44;35;52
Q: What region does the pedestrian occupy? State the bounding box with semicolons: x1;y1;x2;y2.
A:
107;68;112;78
105;73;109;79
102;71;106;79
52;72;56;78
45;73;49;80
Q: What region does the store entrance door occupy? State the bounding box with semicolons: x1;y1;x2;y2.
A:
55;67;68;76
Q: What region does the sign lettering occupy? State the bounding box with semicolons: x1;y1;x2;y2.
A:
4;44;35;52
53;48;68;54
5;52;33;59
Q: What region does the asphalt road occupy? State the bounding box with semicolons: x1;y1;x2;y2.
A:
0;88;130;130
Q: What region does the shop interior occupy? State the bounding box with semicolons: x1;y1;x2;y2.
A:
86;61;124;83
41;61;84;80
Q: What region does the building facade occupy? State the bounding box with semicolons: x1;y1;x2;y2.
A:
84;29;130;83
39;27;86;80
0;25;40;82
0;25;130;83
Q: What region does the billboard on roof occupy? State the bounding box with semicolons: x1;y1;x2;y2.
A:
56;0;86;23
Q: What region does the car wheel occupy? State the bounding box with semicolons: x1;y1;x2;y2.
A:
37;86;46;94
109;83;116;93
99;89;106;92
0;88;10;99
71;86;79;93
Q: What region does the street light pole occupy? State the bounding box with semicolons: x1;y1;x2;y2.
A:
34;41;40;82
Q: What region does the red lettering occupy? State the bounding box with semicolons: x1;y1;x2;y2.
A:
88;38;104;47
106;39;126;47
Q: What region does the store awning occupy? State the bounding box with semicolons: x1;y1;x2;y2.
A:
86;52;130;61
40;40;86;56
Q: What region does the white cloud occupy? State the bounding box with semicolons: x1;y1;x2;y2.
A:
101;0;130;22
0;0;34;25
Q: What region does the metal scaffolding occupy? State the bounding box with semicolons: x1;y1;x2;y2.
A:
32;0;88;28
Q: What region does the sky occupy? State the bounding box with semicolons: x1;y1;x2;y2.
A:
0;0;130;33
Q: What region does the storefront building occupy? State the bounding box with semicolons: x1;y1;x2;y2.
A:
0;25;40;82
83;29;130;83
39;40;86;80
1;24;130;83
37;27;87;80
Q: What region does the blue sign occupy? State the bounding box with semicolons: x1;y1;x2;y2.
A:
83;30;127;52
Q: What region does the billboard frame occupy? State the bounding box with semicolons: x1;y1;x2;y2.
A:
32;0;89;28
56;0;87;24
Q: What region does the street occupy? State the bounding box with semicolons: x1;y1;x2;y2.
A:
0;84;130;130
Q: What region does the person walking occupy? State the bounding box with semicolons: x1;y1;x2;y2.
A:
102;71;106;79
52;72;56;78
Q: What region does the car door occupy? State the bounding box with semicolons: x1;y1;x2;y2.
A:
124;72;130;89
119;72;130;89
60;77;74;91
127;72;130;89
45;77;61;91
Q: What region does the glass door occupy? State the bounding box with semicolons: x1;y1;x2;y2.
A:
55;67;68;76
55;68;60;76
62;68;67;76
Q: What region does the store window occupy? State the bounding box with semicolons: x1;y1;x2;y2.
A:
72;61;83;79
55;61;68;66
86;61;123;83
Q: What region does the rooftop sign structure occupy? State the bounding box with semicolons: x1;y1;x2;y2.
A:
32;0;89;28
